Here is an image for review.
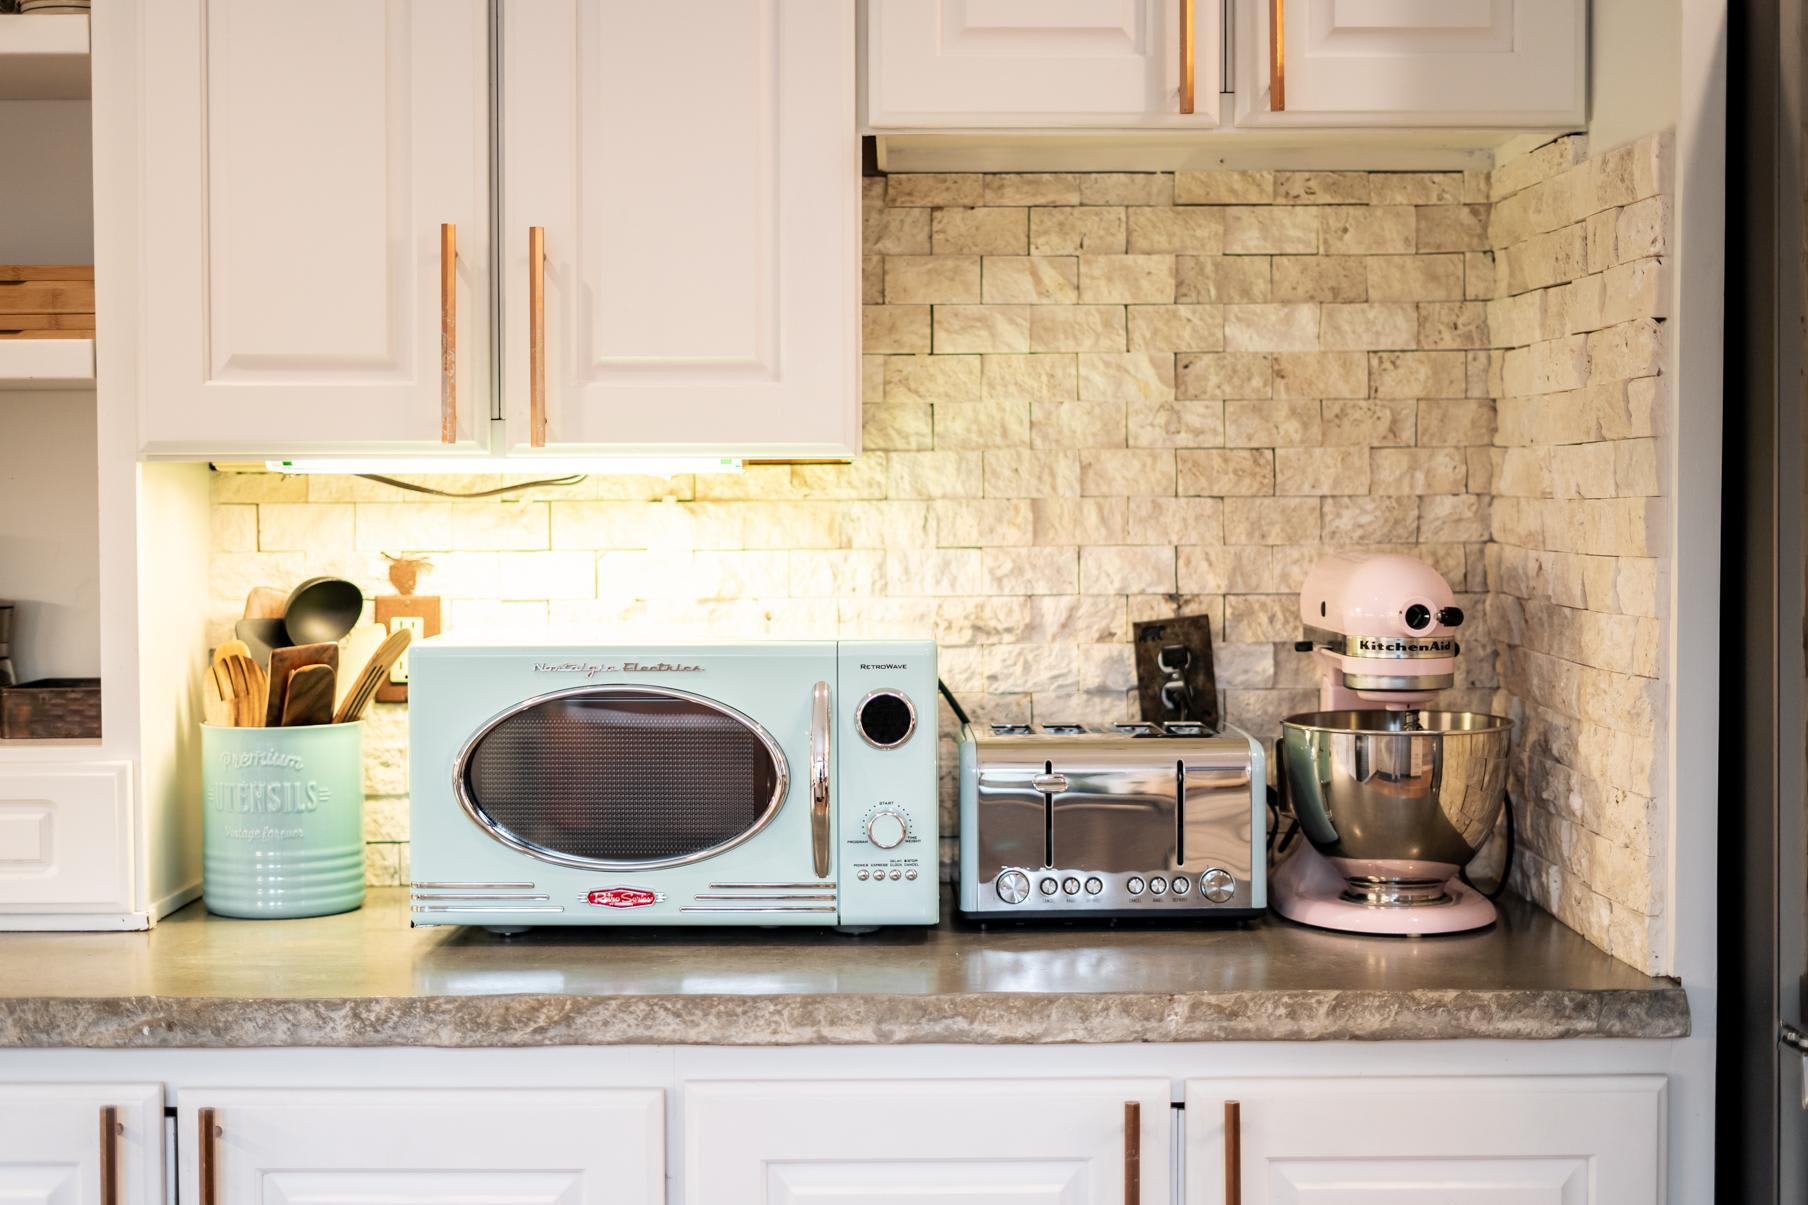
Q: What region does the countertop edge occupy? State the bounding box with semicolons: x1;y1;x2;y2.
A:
0;987;1691;1048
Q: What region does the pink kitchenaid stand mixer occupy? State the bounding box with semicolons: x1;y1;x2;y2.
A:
1271;552;1514;935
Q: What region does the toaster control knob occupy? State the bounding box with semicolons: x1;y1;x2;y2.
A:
1200;868;1236;903
996;870;1031;904
865;808;909;849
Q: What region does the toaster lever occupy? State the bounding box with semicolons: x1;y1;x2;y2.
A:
1030;772;1070;794
810;681;832;878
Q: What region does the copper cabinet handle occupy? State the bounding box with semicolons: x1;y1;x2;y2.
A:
1224;1100;1241;1202
1268;0;1285;110
528;225;547;447
440;223;457;444
810;681;832;877
198;1107;220;1205
1123;1101;1141;1203
1178;0;1195;114
99;1106;122;1205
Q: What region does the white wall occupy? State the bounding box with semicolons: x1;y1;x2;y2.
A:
0;391;100;681
0;99;93;264
1589;0;1684;150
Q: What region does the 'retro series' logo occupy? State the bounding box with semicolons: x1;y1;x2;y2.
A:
585;887;662;909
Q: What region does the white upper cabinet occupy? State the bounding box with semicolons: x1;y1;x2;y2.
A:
1234;0;1587;127
1185;1076;1666;1203
687;1078;1172;1203
501;1;859;457
177;1088;664;1205
866;0;1222;127
128;0;491;457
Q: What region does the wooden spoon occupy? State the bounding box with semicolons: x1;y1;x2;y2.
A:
333;627;413;724
208;639;252;712
280;663;337;727
265;642;340;729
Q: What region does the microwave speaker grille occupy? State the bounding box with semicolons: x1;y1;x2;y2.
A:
460;690;787;866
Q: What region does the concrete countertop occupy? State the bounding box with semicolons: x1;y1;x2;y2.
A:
0;889;1688;1047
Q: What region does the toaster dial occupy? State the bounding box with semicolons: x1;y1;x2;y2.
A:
856;689;918;749
995;869;1031;904
1200;867;1236;903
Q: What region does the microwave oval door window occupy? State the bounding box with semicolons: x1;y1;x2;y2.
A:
457;687;790;869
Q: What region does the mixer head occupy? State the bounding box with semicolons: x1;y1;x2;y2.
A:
1297;552;1465;704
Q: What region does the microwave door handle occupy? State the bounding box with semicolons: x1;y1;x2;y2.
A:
810;681;832;878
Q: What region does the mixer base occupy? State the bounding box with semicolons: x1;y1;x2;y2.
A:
1271;845;1497;935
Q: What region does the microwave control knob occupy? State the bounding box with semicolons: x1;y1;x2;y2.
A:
865;807;909;849
995;870;1031;904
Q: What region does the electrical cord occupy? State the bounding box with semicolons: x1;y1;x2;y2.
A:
937;679;971;728
1460;790;1517;901
355;472;588;498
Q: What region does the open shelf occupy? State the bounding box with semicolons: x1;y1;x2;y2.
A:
0;337;93;389
0;736;103;763
0;14;89;100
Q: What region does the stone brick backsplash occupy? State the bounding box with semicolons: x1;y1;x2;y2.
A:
1483;134;1672;972
207;159;1674;950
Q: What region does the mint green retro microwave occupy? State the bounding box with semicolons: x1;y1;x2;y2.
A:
407;639;939;932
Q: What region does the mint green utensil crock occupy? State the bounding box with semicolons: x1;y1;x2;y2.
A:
202;722;366;918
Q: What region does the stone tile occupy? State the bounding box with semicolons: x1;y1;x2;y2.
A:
1029;306;1128;352
886;255;982;304
1126;207;1225;253
985;449;1081;498
1081;173;1174;205
983;353;1078;402
1127;397;1226;448
1032;400;1130;449
1320;302;1417;351
1368;172;1464;205
1079;255;1177;303
1030;207;1128;254
980;546;1081;595
864;304;932;352
1272;256;1367;302
1276;446;1370;495
1030;498;1128;545
1080;448;1176;496
932;305;1032;353
981;256;1079;304
933;400;1031;450
1126;304;1225;352
1076;352;1175;403
1080;546;1176;593
1417;398;1497;446
1175;170;1274;204
1276;171;1371;204
1224;303;1320;351
1225;398;1321;447
863;206;931;255
931;499;1033;548
1417;301;1490;350
1370;448;1468;494
1322;495;1419;543
1416;204;1491;252
1177;351;1273;400
1178;544;1273;593
1176;255;1272;303
884;354;982;404
887;451;985;499
1224;207;1319;254
1322;397;1415;446
984;173;1081;206
863;255;883;304
1124;496;1223;546
211;504;257;552
1369;350;1467;398
259;502;353;551
932;206;1030;255
1319;206;1416;254
1366;254;1465;301
1272;351;1368;399
1177;448;1274;496
449;503;550;552
1223;496;1321;543
887;174;984;207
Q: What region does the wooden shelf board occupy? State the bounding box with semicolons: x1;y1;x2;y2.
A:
0;337;94;389
0;14;90;100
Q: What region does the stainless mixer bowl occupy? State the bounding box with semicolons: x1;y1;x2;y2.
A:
1280;710;1513;902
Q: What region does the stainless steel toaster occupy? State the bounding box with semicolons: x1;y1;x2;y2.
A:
958;720;1266;919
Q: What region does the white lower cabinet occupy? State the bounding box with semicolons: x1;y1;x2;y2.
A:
686;1078;1172;1203
175;1087;664;1205
0;762;134;916
0;1083;163;1205
1184;1076;1666;1203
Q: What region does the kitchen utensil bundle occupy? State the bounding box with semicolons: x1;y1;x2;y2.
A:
1271;551;1514;936
232;576;365;667
207;628;407;729
958;719;1266;919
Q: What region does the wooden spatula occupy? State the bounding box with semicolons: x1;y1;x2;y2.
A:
242;586;288;621
333;627;413;724
265;642;340;729
221;653;267;727
280;663;337;727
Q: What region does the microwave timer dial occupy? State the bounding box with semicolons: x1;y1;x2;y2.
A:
856;689;918;748
862;805;912;849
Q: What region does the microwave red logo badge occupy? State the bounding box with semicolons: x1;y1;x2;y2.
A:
586;887;660;909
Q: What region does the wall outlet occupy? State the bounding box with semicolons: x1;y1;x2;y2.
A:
1132;614;1220;730
374;595;440;704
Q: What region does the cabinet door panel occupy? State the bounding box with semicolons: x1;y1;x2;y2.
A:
1236;0;1585;126
0;763;132;911
0;1084;163;1205
135;0;490;455
502;0;858;456
1184;1076;1665;1204
686;1078;1170;1203
178;1087;663;1205
867;0;1221;126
